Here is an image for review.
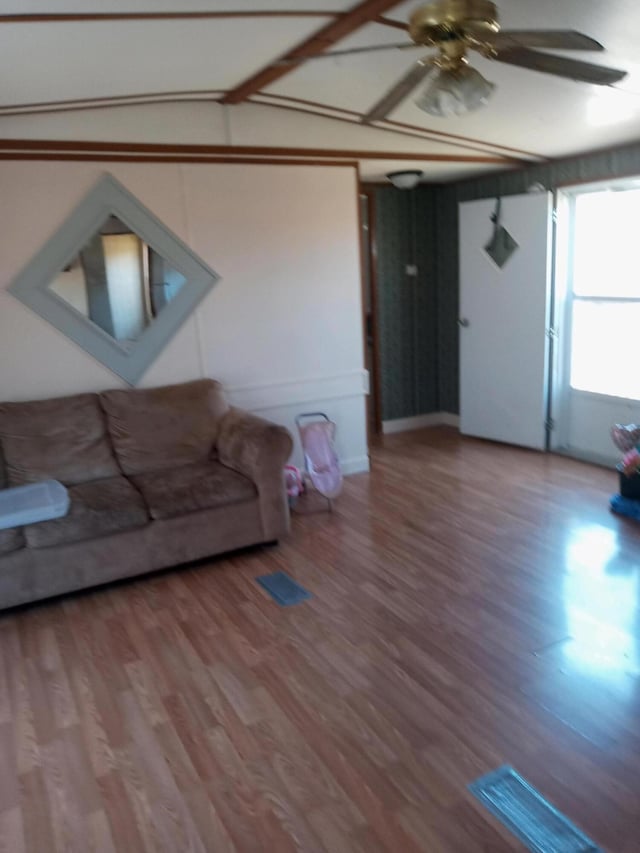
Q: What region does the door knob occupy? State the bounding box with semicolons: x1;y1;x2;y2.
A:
458;317;470;327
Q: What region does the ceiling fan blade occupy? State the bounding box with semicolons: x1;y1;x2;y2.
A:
362;59;433;123
277;42;419;66
486;29;604;51
495;47;627;85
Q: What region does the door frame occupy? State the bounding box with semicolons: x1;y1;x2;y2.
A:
359;186;383;437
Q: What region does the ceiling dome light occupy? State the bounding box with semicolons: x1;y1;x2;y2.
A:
386;170;423;190
415;62;495;118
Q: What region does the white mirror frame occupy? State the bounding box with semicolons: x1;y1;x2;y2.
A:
9;173;220;385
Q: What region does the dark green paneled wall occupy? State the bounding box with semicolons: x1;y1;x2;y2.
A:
373;186;438;421
374;139;640;421
432;185;459;415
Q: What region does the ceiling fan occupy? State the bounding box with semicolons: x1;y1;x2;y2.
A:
294;0;628;121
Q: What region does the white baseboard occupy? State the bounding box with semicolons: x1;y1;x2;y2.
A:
439;412;461;428
341;455;370;475
553;447;616;470
382;412;460;435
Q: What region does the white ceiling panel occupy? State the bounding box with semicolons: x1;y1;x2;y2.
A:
0;17;326;104
229;100;502;157
266;21;426;112
390;0;640;43
269;1;640;159
0;101;229;144
1;1;640;179
389;53;640;157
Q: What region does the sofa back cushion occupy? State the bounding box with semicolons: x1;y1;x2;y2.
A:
0;443;24;553
0;393;120;486
100;379;229;476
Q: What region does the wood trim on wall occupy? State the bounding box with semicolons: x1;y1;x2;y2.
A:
0;139;518;165
0;151;360;167
359;186;383;436
356;171;371;444
220;0;404;105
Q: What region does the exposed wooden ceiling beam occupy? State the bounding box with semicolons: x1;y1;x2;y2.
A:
0;10;337;24
220;0;404;105
0;138;517;164
375;16;408;31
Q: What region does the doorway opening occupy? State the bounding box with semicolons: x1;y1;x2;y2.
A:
360;190;382;437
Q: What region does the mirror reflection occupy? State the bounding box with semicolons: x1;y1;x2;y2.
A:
49;215;186;343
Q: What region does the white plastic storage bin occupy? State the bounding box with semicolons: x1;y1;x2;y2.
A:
0;480;70;530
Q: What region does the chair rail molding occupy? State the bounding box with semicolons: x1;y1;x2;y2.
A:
226;370;368;412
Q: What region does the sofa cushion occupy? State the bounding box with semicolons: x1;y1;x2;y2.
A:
24;476;149;549
132;460;256;521
0;393;120;486
100;379;229;477
0;526;24;555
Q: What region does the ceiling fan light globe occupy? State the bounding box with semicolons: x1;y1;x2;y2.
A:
415;65;495;117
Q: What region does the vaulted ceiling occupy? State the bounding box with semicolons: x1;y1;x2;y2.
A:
1;0;639;181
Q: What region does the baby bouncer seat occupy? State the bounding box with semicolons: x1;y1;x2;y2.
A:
295;412;343;510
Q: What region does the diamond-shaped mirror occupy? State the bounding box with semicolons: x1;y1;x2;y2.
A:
9;174;220;384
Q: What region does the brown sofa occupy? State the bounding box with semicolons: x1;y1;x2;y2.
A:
0;379;293;609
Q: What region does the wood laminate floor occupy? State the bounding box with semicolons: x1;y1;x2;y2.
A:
1;427;639;852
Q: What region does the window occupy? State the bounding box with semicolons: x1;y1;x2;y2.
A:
568;188;640;400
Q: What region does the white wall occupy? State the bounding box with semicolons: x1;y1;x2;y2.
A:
561;391;640;467
0;160;369;473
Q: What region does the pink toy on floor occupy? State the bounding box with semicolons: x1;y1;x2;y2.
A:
611;423;640;453
284;465;304;505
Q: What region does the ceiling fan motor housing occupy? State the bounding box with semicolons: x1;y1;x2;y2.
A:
409;0;500;45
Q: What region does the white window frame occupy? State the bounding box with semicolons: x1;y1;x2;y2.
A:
552;176;640;461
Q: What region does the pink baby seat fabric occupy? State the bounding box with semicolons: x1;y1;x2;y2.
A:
296;413;343;500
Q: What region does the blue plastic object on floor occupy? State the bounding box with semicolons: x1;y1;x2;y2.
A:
610;493;640;520
256;571;311;606
469;765;600;852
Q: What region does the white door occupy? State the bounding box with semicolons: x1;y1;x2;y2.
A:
459;192;552;450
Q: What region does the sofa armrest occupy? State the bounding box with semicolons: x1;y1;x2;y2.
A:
217;408;293;539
